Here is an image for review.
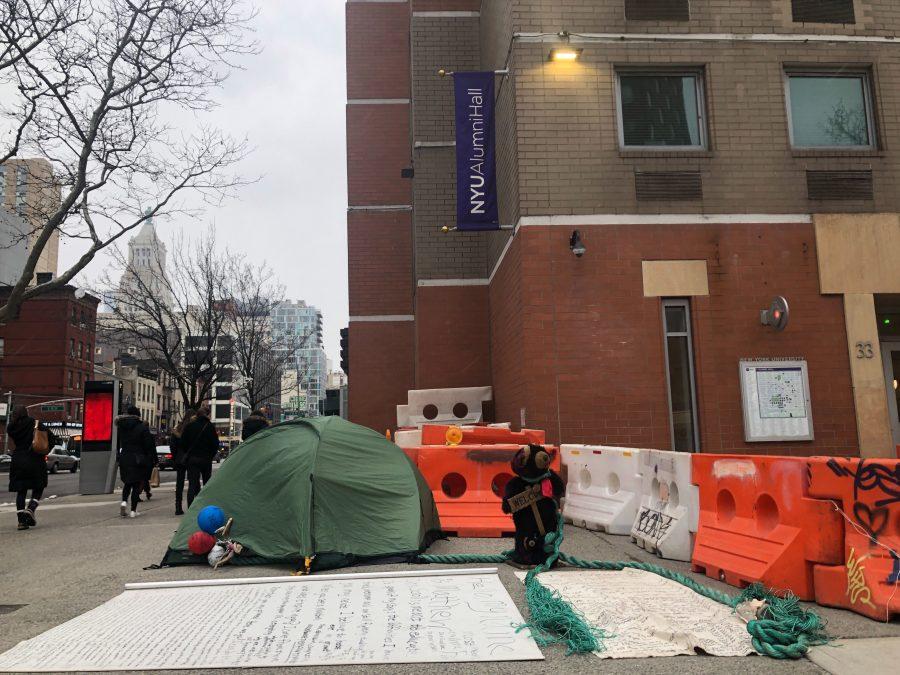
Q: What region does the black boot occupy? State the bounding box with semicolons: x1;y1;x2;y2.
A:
175;501;184;516
17;510;28;530
23;501;37;527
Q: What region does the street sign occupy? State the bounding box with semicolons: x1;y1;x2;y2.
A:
41;404;65;412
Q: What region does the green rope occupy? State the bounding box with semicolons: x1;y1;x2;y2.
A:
414;515;827;660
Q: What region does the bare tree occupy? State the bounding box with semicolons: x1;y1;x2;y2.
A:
96;230;231;409
0;0;256;322
226;262;312;412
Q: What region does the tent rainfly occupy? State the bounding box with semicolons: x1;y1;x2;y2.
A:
162;417;442;572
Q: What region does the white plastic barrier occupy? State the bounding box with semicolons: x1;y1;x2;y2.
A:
561;445;644;535
396;405;411;428
393;428;422;449
630;449;699;562
405;386;492;427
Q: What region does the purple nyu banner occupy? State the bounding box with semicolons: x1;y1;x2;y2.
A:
454;72;499;231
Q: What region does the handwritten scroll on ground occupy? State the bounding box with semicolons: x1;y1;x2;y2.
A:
0;569;543;672
517;568;754;659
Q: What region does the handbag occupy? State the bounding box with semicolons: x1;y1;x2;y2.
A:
150;466;161;488
32;420;50;456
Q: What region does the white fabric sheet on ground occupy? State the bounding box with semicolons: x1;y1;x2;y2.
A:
516;568;755;659
0;568;543;672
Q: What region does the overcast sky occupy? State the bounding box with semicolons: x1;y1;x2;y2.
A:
59;1;349;366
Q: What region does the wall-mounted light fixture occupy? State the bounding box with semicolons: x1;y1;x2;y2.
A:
549;47;582;62
569;230;586;257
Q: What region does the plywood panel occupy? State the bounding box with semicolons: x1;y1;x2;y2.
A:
642;260;709;297
815;214;900;294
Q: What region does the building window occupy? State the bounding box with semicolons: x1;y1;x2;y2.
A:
0;338;4;357
625;0;689;21
76;372;81;390
70;338;75;358
78;342;83;360
616;70;707;149
662;299;699;452
785;71;875;148
791;0;854;24
68;371;73;389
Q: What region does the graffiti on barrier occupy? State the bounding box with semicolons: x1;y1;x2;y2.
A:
826;459;900;543
634;507;673;543
846;547;877;609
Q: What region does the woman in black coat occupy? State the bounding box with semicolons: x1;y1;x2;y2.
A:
116;406;156;518
7;405;54;530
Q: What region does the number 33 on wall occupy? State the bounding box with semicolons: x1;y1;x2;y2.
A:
855;342;875;359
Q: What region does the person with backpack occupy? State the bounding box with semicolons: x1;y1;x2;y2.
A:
169;408;197;515
6;405;55;530
181;403;219;506
116;406;156;518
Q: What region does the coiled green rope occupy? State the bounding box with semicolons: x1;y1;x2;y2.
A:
416;514;827;660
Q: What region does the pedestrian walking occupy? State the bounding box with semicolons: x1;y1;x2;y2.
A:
6;405;55;531
116;406;156;518
241;409;269;441
181;403;219;507
170;409;197;516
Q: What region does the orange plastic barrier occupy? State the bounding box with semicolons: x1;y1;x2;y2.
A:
690;454;843;600
420;424;546;447
808;457;900;621
415;443;560;537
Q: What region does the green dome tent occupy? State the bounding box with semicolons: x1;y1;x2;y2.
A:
162;417;441;571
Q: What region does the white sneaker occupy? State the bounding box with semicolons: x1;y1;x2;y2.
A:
120;501;128;517
129;511;140;518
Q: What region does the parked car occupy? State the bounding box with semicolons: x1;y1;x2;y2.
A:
46;444;79;474
0;453;10;473
156;445;175;470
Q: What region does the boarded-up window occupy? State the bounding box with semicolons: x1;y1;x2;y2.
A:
635;171;703;200
625;0;690;21
792;0;855;24
806;171;873;200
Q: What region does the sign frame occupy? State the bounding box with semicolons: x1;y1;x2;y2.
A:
739;358;814;442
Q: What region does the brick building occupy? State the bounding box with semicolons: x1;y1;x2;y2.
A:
345;0;900;457
0;286;99;433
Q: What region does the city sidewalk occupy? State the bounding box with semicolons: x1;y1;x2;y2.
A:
1;489;898;675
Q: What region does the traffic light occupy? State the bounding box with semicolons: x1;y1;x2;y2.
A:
340;327;349;375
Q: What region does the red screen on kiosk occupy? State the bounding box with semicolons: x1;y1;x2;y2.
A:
83;392;113;442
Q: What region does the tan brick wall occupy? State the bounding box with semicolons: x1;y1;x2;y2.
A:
509;38;900;216
413;147;490;278
513;1;900;38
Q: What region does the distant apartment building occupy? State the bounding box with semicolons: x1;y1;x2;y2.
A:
119;215;172;306
271;300;327;418
346;0;900;458
0;158;60;282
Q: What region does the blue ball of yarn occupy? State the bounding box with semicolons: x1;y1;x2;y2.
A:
197;505;226;534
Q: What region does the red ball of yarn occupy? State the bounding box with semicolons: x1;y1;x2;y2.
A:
188;531;217;556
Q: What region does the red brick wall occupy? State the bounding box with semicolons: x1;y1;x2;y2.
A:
345;1;415;431
346;2;410;100
348;321;415;433
348;210;414;316
346;104;412;206
415;285;491;389
488;235;527;429
489;222;858;455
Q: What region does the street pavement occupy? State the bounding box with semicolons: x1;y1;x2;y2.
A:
1;487;898;675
